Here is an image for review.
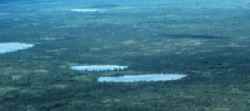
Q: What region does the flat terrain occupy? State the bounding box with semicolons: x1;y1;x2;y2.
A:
1;0;250;111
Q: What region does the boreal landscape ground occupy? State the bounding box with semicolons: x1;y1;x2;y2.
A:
1;0;250;111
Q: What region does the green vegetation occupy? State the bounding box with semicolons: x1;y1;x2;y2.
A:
1;0;250;111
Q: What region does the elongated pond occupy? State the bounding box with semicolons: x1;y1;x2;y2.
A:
0;42;34;54
98;74;187;83
71;65;128;72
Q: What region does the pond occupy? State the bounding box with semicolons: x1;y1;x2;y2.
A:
0;42;34;54
71;65;128;72
98;74;187;83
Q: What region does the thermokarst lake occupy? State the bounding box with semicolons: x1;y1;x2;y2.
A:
70;65;128;72
70;8;104;13
0;42;34;54
98;74;187;83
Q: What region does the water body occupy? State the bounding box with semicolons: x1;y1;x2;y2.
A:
98;74;187;83
70;8;103;13
0;42;34;54
71;65;128;72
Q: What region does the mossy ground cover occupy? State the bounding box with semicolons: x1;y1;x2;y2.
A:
1;0;250;111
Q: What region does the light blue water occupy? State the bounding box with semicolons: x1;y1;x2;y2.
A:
0;42;34;54
98;74;187;83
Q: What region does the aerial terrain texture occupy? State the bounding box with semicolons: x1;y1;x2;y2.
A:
0;0;250;111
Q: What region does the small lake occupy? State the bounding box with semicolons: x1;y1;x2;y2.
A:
71;65;128;72
70;8;104;13
0;42;34;54
98;74;187;83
